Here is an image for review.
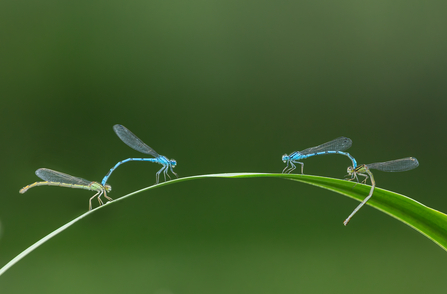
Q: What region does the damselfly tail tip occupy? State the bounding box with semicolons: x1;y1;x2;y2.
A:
19;187;28;194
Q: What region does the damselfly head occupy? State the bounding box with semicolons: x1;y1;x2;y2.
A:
104;184;112;192
170;159;177;167
347;166;354;175
282;154;289;163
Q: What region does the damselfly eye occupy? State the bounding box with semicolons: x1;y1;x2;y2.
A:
105;184;112;192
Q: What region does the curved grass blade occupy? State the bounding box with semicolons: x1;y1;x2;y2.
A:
2;172;446;277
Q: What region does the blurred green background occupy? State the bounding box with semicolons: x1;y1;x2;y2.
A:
1;0;446;293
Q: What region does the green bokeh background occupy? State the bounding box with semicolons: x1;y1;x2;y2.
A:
1;1;446;293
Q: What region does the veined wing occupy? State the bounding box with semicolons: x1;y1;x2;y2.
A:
299;137;352;155
36;168;93;186
113;124;160;158
366;157;419;172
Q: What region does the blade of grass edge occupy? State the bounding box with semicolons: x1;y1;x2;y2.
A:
1;172;446;277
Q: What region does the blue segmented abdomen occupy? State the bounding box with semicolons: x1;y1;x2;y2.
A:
295;151;357;167
101;157;163;185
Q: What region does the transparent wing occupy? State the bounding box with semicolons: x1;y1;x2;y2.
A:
113;124;159;158
36;168;93;186
299;137;352;155
366;157;419;172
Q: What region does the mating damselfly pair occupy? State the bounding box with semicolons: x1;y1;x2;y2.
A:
282;137;419;225
20;125;177;210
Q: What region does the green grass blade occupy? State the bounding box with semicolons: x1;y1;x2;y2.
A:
119;172;447;251
2;172;446;277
